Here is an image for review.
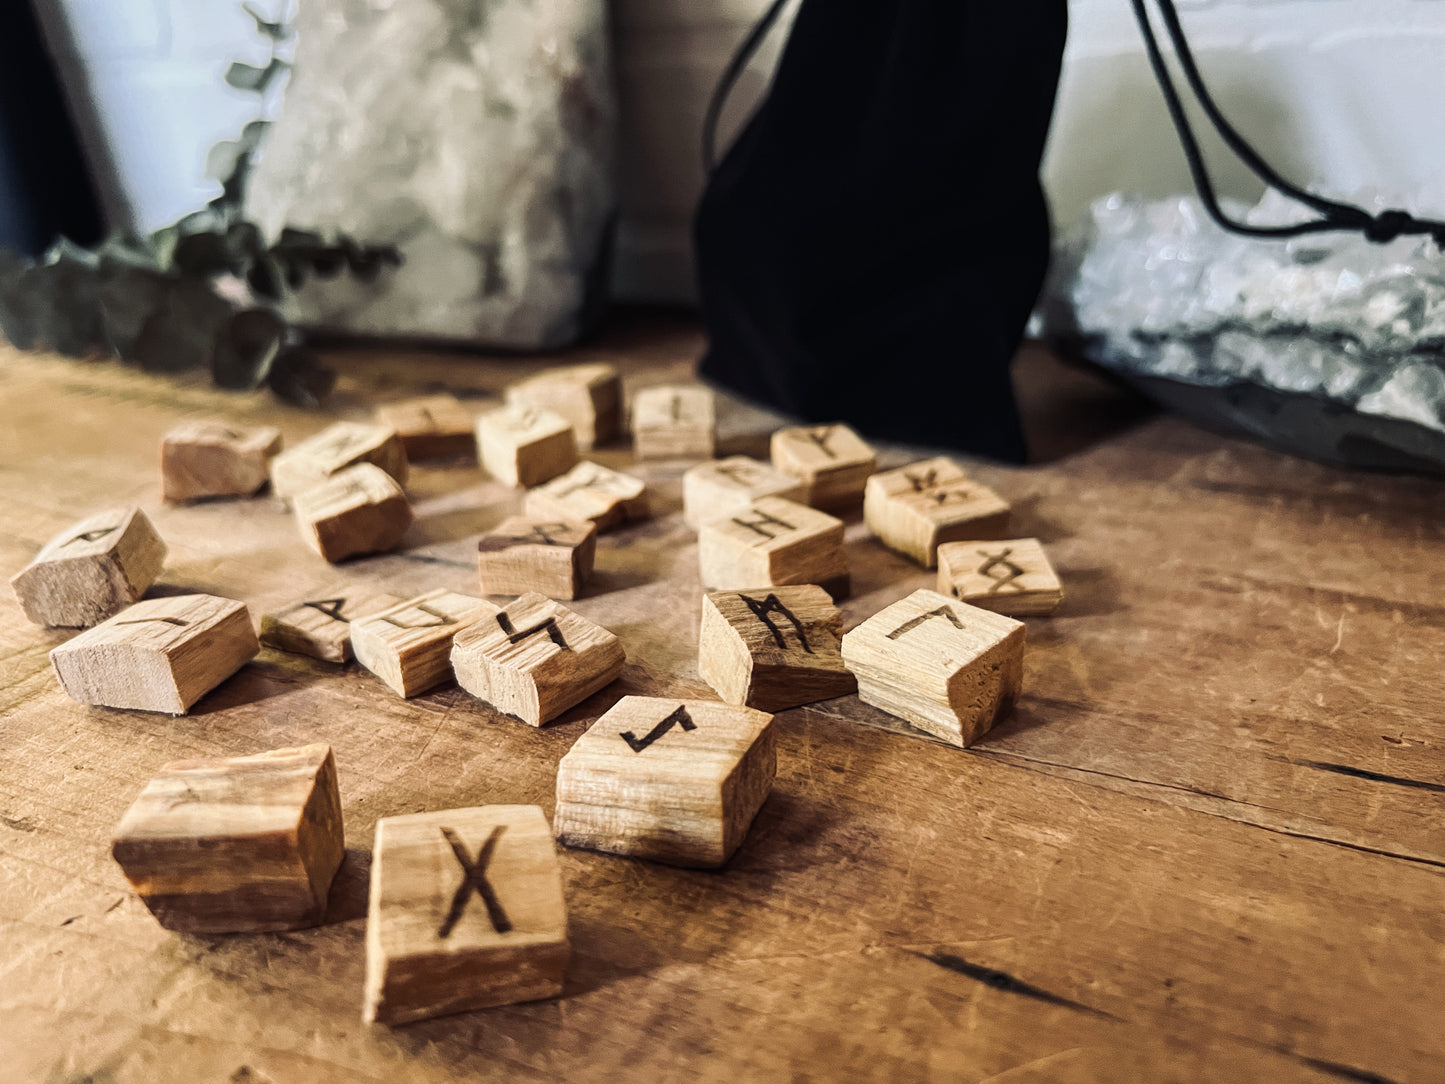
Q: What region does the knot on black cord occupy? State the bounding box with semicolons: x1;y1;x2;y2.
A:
1363;209;1417;243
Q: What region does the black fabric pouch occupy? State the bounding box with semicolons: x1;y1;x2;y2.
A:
694;1;1068;462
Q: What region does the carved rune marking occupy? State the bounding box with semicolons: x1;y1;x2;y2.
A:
116;616;189;628
384;603;454;630
929;488;973;506
304;598;348;622
904;468;939;492
800;426;837;459
496;611;569;649
670;394;683;422
313;431;366;461
66;527;117;546
438;825;511;938
550;467;606;499
977;548;1026;594
732;509;794;541
620;704;696;753
713;462;761;485
887;606;965;640
515;522;570;547
741;593;813;653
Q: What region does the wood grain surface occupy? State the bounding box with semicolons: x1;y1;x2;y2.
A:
1;314;1442;1082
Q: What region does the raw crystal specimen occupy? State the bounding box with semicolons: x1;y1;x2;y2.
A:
243;0;616;350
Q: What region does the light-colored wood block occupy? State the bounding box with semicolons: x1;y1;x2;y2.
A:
363;805;568;1026
292;463;413;563
682;456;807;531
270;421;409;501
631;384;715;460
554;696;776;868
769;423;877;510
375;395;477;461
697;495;849;599
938;538;1064;617
523;461;650;533
260;586;408;663
840;588;1025;748
477;516;597;600
864;457;1011;568
111;743;344;934
161;420;283;501
505;362;621;450
351;589;494;698
10;506;167;627
698;586;856;712
476;405;579;488
50;594;259;715
452;592;624;726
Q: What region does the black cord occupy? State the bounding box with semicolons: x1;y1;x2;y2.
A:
702;0;793;174
1133;0;1445;247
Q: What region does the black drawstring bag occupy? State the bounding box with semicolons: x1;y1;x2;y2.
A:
694;1;1068;462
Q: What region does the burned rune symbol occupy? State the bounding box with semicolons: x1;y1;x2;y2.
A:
740;593;813;653
670;393;683;422
66;527;117;546
496;611;569;649
304;598;348;622
117;616;189;627
438;825;511;938
621;705;696;753
383;603;454;629
732;509;794;541
976;548;1026;594
550;467;608;499
519;522;571;547
886;606;965;640
904;468;939;493
801;425;838;458
713;462;761;485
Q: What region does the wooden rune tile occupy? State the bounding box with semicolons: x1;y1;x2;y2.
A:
351;589;495;698
864;457;1010;567
292;463;413;563
363;805;568;1025
110;743;344;934
682;456;807;531
769;423;877;510
505;362;621;450
523;461;650;533
452;592;624;726
260;586;408;664
698;586;856;712
375;394;477;461
631;384;716;460
697;495;849;599
270;421;409;502
937;537;1063;617
50;593;259;715
160;420;282;501
553;696;776;868
11;505;167;627
477;516;597;600
840;588;1025;748
476;405;579;488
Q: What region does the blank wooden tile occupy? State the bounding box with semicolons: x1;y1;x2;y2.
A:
631;384;715;460
682;456;807;531
770;423;876;510
840;588;1024;748
364;805;568;1025
351;589;494;698
11;506;167;627
524;461;650;533
554;696;775;868
937;537;1063;617
697;495;849;599
505;362;621;450
452;592;624;726
699;586;856;712
292;463;413;563
375;395;477;461
161;420;283;501
260;586;407;663
477;516;596;600
111;743;344;934
270;421;409;501
476;405;579;487
50;594;259;715
864;457;1010;567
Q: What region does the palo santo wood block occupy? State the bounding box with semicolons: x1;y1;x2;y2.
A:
937;537;1063;617
364;805;568;1025
50;594;259;714
477;516;597;600
682;456;807;531
161;420;283;501
554;696;776;868
698;586;856;712
630;384;716;460
476;405;579;488
506;362;621;450
111;743;344;934
375;395;477;461
452;592;624;726
260;587;407;664
864;457;1011;568
770;423;877;510
11;506;167;627
524;461;650;533
840;588;1024;748
293;463;413;563
697;495;849;599
351;589;494;698
270;421;409;501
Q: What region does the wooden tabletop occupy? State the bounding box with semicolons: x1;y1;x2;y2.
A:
2;314;1441;1083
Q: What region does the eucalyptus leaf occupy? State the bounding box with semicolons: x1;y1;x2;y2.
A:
268;346;336;408
213;307;285;389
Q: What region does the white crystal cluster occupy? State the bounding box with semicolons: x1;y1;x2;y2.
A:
243;0;615;349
